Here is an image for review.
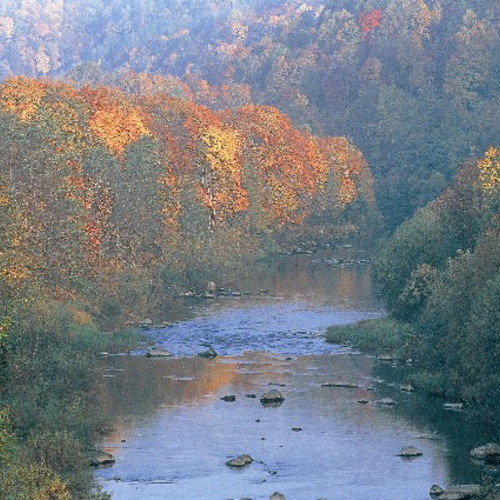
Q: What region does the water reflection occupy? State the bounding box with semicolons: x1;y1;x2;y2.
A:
98;353;453;499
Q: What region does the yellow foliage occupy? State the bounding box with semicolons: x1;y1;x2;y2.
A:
0;464;71;500
67;305;95;328
200;125;248;216
478;146;500;195
201;125;241;175
0;77;46;121
0;182;9;207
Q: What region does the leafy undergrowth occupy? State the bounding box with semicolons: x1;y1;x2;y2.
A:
0;298;143;499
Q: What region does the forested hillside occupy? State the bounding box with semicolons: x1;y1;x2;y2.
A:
0;76;377;325
1;0;498;226
0;74;380;497
0;1;498;498
373;147;499;425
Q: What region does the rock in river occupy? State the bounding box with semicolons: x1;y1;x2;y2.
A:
374;397;398;407
197;344;218;359
470;443;500;464
220;395;236;402
90;450;115;467
145;348;173;358
260;390;285;406
226;454;253;468
397;446;423;458
430;483;481;499
321;381;359;388
270;493;286;500
444;402;463;411
377;353;397;362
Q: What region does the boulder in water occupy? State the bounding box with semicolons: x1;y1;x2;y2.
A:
197;344;218;359
429;483;481;499
260;390;285;406
470;443;500;464
145;348;173;358
270;493;286;500
226;454;253;468
397;446;423;458
444;402;463;410
400;383;415;392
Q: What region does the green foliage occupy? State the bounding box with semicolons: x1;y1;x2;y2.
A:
406;372;448;397
0;296;134;499
416;231;500;425
373;208;453;320
374;151;500;428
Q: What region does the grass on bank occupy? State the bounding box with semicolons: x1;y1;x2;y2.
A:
325;317;413;357
325;318;458;400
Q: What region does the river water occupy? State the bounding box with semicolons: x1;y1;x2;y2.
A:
96;250;495;500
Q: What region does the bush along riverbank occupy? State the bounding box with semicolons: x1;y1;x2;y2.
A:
326;150;500;497
370;150;499;431
0;296;145;500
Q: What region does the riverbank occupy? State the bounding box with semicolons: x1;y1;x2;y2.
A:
326;318;500;500
325;317;412;356
0;298;146;500
325;317;469;400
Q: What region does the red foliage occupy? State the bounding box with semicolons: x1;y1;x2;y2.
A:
359;9;382;36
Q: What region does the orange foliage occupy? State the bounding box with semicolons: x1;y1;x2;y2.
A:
0;77;376;298
316;136;373;208
226;105;326;225
83;87;150;157
0;76;47;121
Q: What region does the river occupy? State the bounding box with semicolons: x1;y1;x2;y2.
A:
95;250;495;500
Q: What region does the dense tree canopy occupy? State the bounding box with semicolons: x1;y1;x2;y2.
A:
0;76;378;316
1;0;497;227
373;147;499;425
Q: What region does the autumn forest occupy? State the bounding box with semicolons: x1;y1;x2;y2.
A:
0;0;499;498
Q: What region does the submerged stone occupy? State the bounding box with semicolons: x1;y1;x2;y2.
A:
374;397;398;407
321;381;359;388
